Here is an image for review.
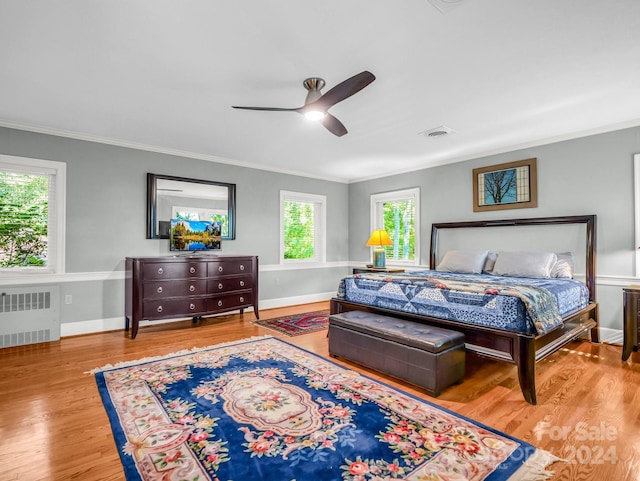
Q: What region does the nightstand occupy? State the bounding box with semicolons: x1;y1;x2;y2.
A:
622;285;640;361
352;267;405;275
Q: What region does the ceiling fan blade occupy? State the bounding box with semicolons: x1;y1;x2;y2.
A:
313;71;375;110
322;113;348;137
232;106;300;112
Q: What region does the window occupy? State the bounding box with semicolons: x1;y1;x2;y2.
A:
280;191;326;263
0;155;66;274
370;188;420;266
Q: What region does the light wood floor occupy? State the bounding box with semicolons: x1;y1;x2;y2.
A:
1;301;639;481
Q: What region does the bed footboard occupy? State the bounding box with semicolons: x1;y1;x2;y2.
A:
330;298;599;405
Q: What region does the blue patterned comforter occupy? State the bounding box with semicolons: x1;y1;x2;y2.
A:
336;270;589;335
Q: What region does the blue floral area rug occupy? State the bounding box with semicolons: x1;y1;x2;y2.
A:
93;336;559;481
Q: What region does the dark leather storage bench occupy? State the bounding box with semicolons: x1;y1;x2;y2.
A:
328;311;465;396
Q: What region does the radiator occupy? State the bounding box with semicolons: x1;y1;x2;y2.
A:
0;286;60;348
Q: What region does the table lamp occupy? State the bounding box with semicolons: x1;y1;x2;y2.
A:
366;229;393;268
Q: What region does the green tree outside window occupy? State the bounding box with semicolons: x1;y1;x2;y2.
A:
0;172;49;267
283;201;315;259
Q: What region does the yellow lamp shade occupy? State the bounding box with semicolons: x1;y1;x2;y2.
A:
365;229;393;247
366;230;393;268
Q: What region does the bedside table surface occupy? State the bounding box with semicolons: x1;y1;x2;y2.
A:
352;267;405;274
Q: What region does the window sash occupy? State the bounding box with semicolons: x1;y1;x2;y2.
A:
370;188;420;266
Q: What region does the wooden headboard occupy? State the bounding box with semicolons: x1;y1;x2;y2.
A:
429;215;597;303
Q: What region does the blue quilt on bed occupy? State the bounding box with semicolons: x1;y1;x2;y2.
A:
336;271;589;335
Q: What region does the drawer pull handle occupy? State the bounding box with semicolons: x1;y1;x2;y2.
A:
189;303;196;310
157;306;163;313
190;266;196;274
157;267;164;275
239;280;245;287
239;296;244;303
157;286;163;294
218;300;223;307
189;285;196;292
218;266;224;272
218;283;224;290
240;264;245;271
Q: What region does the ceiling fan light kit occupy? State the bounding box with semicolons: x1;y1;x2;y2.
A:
303;110;326;121
232;70;375;137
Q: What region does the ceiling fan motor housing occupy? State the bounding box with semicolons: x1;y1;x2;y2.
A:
303;77;325;104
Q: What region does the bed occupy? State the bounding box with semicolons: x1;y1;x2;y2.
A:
330;215;600;404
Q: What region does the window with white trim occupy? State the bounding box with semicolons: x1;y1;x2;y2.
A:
370;188;420;266
280;191;326;263
0;155;66;274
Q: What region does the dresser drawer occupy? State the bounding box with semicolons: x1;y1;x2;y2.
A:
207;292;253;312
208;276;253;293
143;298;207;319
208;259;253;277
143;262;207;280
143;280;207;299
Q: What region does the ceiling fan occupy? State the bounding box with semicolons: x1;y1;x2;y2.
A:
232;70;375;137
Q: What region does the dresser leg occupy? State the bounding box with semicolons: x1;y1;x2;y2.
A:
622;328;637;361
131;319;139;339
623;308;638;361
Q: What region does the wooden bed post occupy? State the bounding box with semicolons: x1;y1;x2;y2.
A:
516;337;537;405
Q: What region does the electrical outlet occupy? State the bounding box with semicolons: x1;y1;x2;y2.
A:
65;294;72;305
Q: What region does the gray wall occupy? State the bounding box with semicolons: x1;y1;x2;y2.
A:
2;125;639;337
349;126;640;335
0;127;350;330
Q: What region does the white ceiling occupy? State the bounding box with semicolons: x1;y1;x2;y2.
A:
1;0;639;183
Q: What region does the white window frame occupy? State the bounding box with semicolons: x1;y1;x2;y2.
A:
0;154;66;276
280;190;326;265
370;188;420;267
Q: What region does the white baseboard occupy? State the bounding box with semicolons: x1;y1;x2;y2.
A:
598;327;623;345
61;317;125;337
60;292;335;338
257;291;335;310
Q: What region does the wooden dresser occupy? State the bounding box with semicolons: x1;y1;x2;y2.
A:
125;255;259;338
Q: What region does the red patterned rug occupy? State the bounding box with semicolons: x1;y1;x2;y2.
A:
253;310;329;336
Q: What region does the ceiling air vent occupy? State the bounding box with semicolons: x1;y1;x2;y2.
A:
419;126;456;138
426;0;468;14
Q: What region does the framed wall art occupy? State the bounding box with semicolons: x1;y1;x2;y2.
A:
472;158;538;212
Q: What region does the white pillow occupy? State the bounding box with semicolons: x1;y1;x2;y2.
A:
492;251;557;278
436;250;489;274
551;252;575;278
